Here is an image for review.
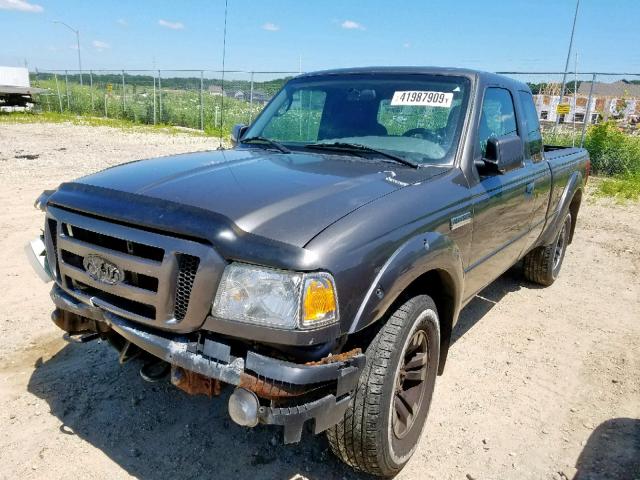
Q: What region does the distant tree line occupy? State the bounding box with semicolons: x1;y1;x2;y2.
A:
527;82;583;95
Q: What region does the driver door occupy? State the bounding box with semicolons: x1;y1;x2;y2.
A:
463;87;534;299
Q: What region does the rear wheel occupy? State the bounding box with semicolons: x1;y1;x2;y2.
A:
326;295;440;477
523;212;572;286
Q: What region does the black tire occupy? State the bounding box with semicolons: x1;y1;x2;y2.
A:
523;212;572;286
326;295;440;477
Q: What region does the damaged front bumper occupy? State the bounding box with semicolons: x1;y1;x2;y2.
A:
50;285;365;443
25;235;53;283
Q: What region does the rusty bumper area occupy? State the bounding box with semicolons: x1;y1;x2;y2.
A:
170;365;317;399
50;286;365;443
171;347;363;400
109;317;364;443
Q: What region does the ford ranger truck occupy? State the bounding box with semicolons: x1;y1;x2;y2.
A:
27;67;589;476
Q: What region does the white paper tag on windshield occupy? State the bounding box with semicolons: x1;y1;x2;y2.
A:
390;91;453;107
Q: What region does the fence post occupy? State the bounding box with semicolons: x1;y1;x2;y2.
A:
44;76;51;112
122;70;126;114
55;73;63;112
64;70;70;111
249;71;254;124
33;68;39;113
580;73;596;148
35;68;49;112
89;70;94;113
158;70;163;123
153;71;157;125
200;70;204;130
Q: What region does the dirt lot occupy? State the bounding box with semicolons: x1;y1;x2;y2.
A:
0;122;638;480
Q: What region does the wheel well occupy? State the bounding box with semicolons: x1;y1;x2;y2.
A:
401;270;456;374
568;189;582;244
344;269;458;375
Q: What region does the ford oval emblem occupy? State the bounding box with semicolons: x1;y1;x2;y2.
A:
82;254;124;285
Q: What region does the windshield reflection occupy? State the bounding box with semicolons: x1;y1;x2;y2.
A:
244;73;470;165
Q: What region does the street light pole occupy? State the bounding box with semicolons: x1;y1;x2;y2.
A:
53;20;82;85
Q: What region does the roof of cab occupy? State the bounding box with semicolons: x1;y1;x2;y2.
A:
297;66;530;92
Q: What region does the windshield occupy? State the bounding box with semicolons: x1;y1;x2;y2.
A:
244;73;470;165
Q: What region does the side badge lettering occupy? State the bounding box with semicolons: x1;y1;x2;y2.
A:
450;212;472;231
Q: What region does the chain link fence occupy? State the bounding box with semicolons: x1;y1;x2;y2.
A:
497;71;640;145
29;69;298;134
499;71;640;176
28;69;640;145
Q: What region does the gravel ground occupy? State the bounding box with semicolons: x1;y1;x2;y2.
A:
0;122;638;480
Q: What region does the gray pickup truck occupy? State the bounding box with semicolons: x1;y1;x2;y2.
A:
27;67;589;476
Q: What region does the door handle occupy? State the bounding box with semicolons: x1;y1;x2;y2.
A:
525;182;535;195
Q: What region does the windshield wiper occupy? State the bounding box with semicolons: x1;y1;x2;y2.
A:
240;136;290;154
305;142;418;168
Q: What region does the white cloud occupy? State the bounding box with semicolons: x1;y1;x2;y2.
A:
69;44;79;51
341;20;364;30
116;18;128;27
158;19;184;30
92;40;110;51
0;0;43;12
403;42;411;48
262;22;279;32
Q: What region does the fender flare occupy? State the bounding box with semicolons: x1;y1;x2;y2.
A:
348;231;464;370
539;170;583;246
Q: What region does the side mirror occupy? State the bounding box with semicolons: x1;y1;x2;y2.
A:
480;135;524;175
231;124;248;147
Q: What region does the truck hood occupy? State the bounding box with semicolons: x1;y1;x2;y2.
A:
77;148;445;247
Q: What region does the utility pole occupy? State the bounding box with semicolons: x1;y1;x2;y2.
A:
53;20;83;85
572;52;578;146
555;0;580;126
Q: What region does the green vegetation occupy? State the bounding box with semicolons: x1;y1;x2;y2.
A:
583;122;640;176
595;174;640;201
542;122;640;201
30;73;287;134
543;122;640;176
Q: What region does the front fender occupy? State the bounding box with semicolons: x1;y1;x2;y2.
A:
349;231;464;334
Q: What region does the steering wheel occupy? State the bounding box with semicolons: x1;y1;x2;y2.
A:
402;128;439;143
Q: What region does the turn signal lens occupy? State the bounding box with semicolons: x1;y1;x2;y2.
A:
301;275;337;328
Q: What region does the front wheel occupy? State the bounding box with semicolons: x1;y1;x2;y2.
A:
326;295;440;477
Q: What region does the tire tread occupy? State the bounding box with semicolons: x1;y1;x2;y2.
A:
327;295;435;476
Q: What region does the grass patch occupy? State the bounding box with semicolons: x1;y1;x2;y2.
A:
541;130;578;147
0;111;221;137
595;174;640;201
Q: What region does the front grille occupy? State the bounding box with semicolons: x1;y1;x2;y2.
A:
46;218;60;280
70;279;157;319
45;206;220;331
63;224;164;261
175;254;200;321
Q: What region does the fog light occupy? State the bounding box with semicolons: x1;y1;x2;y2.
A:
228;388;259;427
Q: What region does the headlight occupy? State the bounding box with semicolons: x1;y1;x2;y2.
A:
212;263;338;330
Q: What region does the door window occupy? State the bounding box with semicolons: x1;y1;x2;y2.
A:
519;91;543;162
478;88;517;157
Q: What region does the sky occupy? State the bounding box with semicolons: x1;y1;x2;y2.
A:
1;0;639;75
